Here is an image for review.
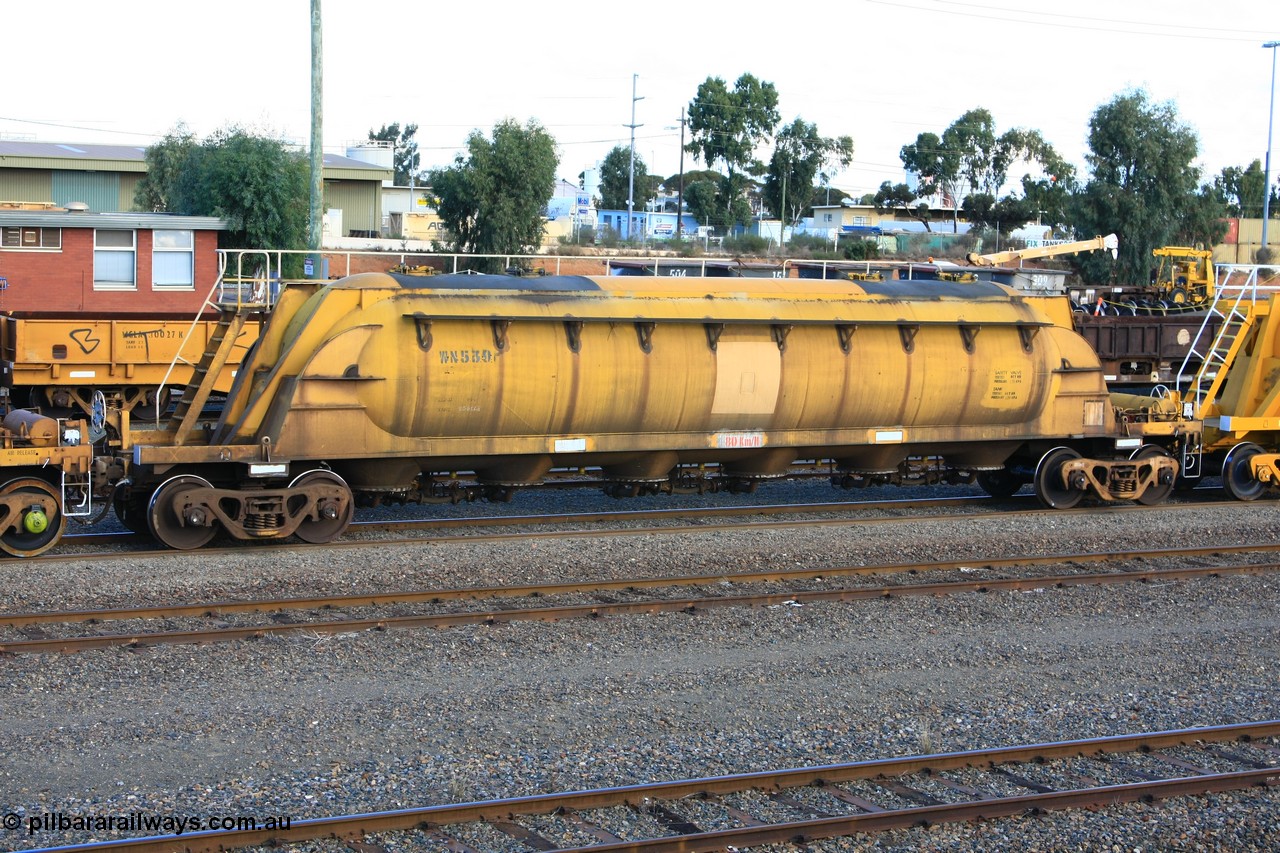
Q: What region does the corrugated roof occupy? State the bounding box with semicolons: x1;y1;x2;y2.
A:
0;141;388;173
0;141;151;161
0;210;227;230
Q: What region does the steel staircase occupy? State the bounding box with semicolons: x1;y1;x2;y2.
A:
1176;265;1262;419
165;309;254;445
159;251;276;446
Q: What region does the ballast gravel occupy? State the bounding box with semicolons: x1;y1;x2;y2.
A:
2;485;1279;852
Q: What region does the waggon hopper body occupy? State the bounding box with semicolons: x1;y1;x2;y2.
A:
109;272;1192;550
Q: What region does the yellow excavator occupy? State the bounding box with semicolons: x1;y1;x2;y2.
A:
967;233;1119;267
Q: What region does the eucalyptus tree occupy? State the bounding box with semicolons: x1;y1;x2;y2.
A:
686;73;780;231
368;123;421;186
598;146;659;212
762;119;853;232
429;118;559;264
135;124;308;252
1070;90;1227;283
901;108;1073;233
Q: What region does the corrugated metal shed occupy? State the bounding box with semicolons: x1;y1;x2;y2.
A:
0;169;53;204
323;179;381;235
0;140;390;231
51;171;120;211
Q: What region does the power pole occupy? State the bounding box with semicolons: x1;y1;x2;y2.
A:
676;107;686;241
307;0;323;258
626;74;643;242
1264;41;1278;249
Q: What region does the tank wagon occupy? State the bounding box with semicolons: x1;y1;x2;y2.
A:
108;272;1196;550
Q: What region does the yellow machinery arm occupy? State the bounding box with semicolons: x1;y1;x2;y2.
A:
968;233;1118;267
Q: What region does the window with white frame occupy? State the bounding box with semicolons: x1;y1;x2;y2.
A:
152;229;194;289
853;216;868;226
93;229;136;289
1;227;61;250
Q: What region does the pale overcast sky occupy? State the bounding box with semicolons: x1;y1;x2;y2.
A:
2;0;1276;198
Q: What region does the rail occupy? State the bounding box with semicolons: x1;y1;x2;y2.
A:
20;721;1279;852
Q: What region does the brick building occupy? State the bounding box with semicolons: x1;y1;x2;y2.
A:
0;207;226;314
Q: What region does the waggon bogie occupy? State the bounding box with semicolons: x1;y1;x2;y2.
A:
136;465;356;550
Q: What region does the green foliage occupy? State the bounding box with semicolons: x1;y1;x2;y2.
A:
199;128;310;250
666;169;721;189
1214;160;1271;218
900;109;1074;233
872;182;932;232
961;192;1035;235
842;239;879;260
714;173;755;233
762;119;853;228
135;124;309;252
429;119;559;267
1070;90;1228;284
686;73;780;178
784;233;838;254
682;178;720;233
598;146;659;211
722;233;769;254
368;123;420;186
134;125;198;212
686;73;780;231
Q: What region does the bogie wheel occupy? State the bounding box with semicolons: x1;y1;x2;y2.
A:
147;474;218;550
1034;446;1085;509
288;469;354;544
0;478;65;557
1130;445;1174;506
135;387;172;424
113;487;151;535
1221;442;1267;502
976;467;1027;498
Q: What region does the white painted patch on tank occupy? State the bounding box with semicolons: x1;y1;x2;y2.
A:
711;342;780;415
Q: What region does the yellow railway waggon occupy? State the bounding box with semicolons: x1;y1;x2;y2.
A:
0;313;260;421
107;272;1196;551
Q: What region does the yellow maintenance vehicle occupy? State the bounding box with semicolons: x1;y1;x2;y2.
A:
1150;246;1214;305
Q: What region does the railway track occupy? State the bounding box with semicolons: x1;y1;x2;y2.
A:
4;542;1278;654
21;721;1280;853
42;490;1269;561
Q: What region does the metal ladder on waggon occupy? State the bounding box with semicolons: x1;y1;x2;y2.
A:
158;251;276;447
1173;264;1269;480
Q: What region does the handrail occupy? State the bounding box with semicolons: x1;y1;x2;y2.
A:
153;250;276;422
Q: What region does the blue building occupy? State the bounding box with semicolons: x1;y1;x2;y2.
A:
596;209;699;241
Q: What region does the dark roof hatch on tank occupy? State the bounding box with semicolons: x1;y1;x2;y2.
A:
390;273;604;291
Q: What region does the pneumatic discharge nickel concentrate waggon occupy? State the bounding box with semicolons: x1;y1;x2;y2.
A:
14;267;1280;558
